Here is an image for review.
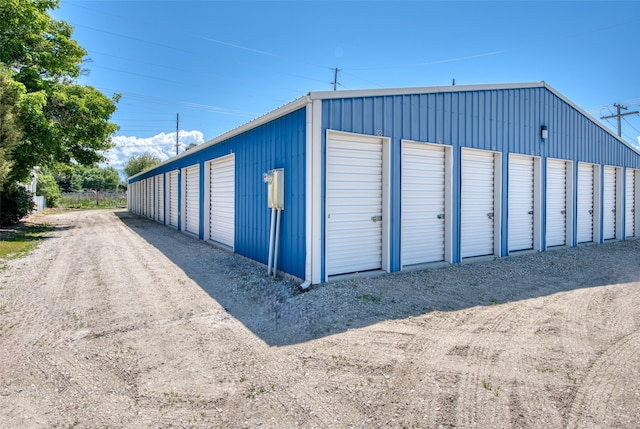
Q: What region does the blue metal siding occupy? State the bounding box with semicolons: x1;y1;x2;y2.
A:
129;108;307;279
322;87;640;276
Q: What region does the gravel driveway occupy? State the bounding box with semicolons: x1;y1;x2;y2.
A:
1;209;639;428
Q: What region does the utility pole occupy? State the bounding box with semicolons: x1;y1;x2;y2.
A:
331;68;340;91
176;113;179;155
600;103;638;137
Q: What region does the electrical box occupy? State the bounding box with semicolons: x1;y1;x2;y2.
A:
263;168;284;209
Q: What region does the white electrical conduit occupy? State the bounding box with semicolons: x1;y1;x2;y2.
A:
266;207;282;277
273;209;282;278
267;207;276;276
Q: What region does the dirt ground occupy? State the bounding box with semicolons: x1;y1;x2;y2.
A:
1;209;639;428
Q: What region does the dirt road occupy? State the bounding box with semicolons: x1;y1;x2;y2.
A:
1;209;639;428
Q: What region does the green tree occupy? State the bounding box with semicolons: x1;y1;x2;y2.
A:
53;169;82;193
81;166;121;192
0;0;119;184
124;152;161;177
0;67;24;189
36;172;61;207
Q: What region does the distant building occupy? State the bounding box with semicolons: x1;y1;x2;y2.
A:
23;170;45;212
128;82;640;286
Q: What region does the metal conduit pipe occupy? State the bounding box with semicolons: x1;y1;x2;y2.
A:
273;209;282;277
267;206;276;276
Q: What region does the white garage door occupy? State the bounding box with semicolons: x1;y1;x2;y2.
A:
155;174;164;223
184;165;200;235
146;178;153;218
461;149;495;258
401;142;446;266
209;154;235;248
626;169;636;238
326;132;383;276
577;163;594;243
546;159;568;247
603;166;616;240
508;155;534;252
140;181;146;217
168;171;179;227
137;182;141;214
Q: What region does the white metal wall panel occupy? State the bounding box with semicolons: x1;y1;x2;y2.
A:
577;163;594;243
508;155;534;252
401;142;445;265
208;155;235;248
461;149;495;258
326;133;382;276
603;166;617;240
155;174;164;223
168;171;179;227
626;169;636;238
546;159;567;247
184;165;200;235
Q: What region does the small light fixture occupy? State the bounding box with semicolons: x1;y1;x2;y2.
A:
540;125;548;140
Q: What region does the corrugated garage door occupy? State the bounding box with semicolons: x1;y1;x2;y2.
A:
546;159;568;247
208;154;235;248
139;181;145;216
577;163;594;243
168;171;179;227
184;165;200;235
326;132;382;276
603;166;616;240
626;169;636;238
155;174;164;223
508;155;534;252
146;178;154;219
136;182;141;215
401;142;445;266
461;149;495;258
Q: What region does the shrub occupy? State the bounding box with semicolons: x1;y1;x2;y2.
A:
36;174;61;208
0;185;35;226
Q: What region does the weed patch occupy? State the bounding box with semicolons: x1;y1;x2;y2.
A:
355;294;382;304
59;195;126;210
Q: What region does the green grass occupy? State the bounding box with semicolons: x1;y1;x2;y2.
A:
355;293;382;304
0;223;54;260
59;195;126;210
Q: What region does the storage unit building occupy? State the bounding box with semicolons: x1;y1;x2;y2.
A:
128;82;640;286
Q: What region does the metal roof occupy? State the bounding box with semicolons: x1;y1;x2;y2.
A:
129;81;637;180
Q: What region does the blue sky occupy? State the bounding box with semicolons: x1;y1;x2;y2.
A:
52;1;640;175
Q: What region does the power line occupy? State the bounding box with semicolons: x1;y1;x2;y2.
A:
600;103;639;137
622;116;640;135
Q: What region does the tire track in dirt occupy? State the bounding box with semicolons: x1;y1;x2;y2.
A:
3;210;640;428
566;331;640;428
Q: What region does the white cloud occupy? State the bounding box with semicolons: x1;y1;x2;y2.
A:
103;130;205;177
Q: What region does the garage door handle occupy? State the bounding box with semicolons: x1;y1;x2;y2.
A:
437;214;445;219
371;215;382;223
612;209;616;213
561;210;566;215
528;211;534;215
589;210;593;215
487;212;494;220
